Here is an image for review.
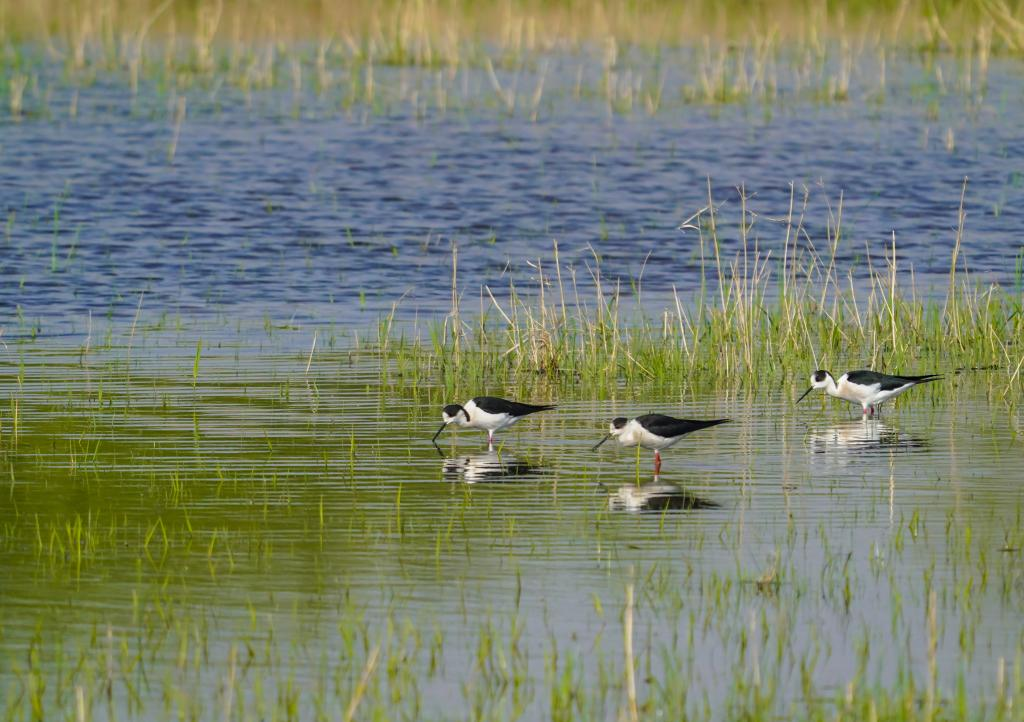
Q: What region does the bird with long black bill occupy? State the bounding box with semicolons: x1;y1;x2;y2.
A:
432;396;555;448
796;369;942;416
592;414;730;473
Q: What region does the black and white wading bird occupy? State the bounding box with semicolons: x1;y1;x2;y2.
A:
592;414;730;473
796;369;942;416
432;397;555;448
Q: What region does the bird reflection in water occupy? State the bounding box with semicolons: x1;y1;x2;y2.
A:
807;418;927;458
607;475;719;512
440;448;541;483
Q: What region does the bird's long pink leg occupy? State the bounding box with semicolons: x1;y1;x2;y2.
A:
488;431;494;449
653;450;662;474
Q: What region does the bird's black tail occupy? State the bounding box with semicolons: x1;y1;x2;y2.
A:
516;402;556;415
693;418;731;430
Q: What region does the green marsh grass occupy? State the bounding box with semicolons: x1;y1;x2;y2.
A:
382;182;1024;405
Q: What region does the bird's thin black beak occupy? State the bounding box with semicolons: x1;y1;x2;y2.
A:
795;387;814;404
592;434;611;451
432;422;449;444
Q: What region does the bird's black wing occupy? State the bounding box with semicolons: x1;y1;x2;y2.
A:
846;369;942;391
472;396;556;417
635;414;730;438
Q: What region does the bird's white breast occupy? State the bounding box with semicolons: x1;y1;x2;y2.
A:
620;420;675;450
834;375;877;404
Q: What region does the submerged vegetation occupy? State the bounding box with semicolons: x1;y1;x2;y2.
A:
0;334;1022;721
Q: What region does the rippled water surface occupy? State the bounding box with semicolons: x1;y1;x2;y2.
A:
2;50;1024;332
1;337;1022;718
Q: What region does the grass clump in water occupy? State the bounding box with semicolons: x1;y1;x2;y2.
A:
384;181;1024;401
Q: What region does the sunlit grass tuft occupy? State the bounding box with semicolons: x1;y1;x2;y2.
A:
384;181;1024;402
0;0;1016;122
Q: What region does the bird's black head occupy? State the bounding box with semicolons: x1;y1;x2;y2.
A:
433;404;469;445
444;403;468;419
441;404;469;423
797;370;832;405
593;416;629;451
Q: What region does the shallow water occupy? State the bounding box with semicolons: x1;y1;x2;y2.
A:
1;337;1021;718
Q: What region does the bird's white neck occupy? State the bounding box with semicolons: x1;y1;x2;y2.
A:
617;421;644;447
455;401;477;426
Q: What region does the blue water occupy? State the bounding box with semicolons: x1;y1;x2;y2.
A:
2;50;1023;331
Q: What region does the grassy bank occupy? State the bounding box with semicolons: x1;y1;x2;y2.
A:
4;0;1024;52
383;182;1024;401
0;0;1018;120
